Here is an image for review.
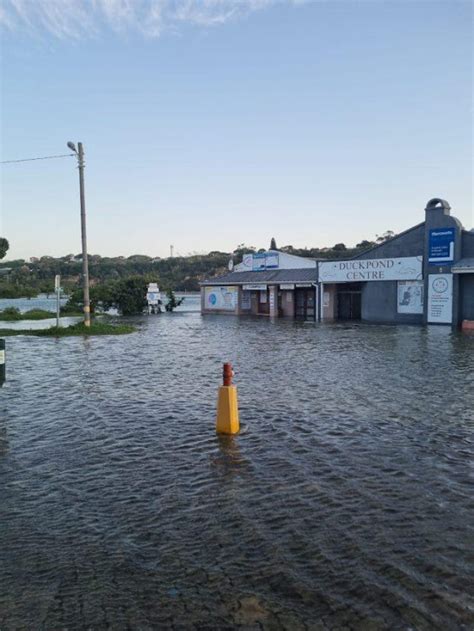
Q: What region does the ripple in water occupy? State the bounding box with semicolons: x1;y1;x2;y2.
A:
0;314;473;629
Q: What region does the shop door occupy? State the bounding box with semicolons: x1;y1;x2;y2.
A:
258;289;269;315
337;285;362;320
295;288;316;321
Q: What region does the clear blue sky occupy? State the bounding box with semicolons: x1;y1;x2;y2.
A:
1;0;472;260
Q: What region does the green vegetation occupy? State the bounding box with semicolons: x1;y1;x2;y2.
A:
110;277;148;315
0;238;9;260
65;276;147;315
0;231;396;299
0;251;229;298
0;307;56;321
0;285;37;299
0;321;136;337
165;289;184;312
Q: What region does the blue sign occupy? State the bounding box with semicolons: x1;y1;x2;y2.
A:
428;228;455;263
252;252;266;271
251;252;279;271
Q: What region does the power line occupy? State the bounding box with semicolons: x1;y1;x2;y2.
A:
0;153;74;164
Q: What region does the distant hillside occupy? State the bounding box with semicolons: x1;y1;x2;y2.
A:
0;233;393;298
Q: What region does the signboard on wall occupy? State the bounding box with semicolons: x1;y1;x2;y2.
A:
243;284;267;291
240;252;280;271
319;256;422;283
427;274;453;324
265;252;279;269
428;229;455;263
252;252;279;271
204;286;238;311
252;252;266;271
397;280;423;314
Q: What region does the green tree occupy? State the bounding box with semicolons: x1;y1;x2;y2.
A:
0;238;9;260
64;278;147;315
270;237;277;250
112;276;148;315
165;289;184;312
63;283;116;314
356;239;375;250
376;230;396;244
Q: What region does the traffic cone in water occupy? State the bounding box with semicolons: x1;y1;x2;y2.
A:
216;363;240;434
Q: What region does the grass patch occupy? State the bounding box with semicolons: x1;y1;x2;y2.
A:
0;321;136;337
0;307;57;321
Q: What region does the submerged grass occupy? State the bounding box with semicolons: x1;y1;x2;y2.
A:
0;307;58;321
0;321;136;337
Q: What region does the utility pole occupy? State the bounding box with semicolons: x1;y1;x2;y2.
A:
68;141;91;327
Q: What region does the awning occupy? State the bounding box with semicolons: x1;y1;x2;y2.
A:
451;258;474;274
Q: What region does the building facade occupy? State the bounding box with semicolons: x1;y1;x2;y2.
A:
201;251;318;320
200;199;474;328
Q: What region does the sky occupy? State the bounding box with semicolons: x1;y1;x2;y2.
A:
0;0;472;260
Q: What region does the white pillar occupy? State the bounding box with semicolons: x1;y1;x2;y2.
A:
269;286;278;317
320;283;324;321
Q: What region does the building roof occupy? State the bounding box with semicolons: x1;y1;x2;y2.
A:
201;268;318;286
452;258;474;274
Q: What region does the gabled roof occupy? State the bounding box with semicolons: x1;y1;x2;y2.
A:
200;268;318;286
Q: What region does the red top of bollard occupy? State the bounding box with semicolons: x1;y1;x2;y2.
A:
223;362;233;386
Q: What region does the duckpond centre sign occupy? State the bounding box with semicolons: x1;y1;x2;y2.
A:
318;256;423;283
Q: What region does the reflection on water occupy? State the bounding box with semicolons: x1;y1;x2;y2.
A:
0;314;473;630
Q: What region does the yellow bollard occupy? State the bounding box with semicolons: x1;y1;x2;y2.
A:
216;363;240;434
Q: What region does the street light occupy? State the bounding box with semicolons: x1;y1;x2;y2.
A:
68;141;91;327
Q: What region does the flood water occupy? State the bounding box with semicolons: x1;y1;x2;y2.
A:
1;313;473;630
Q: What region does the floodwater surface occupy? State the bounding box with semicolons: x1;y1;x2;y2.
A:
0;311;473;630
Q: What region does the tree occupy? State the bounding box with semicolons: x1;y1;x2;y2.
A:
64;276;147;316
356;239;375;250
233;243;255;256
165;289;184;312
376;230;396;244
333;243;347;251
270;237;277;250
0;238;9;260
113;276;148;315
64;283;116;314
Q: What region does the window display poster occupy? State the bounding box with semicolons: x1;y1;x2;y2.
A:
204;286;237;311
397;280;423;314
427;274;453;323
